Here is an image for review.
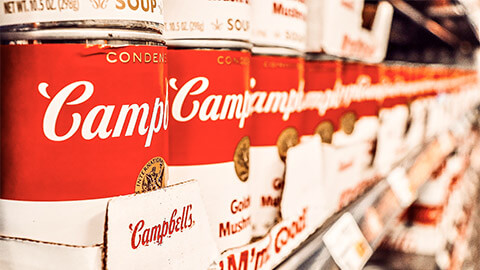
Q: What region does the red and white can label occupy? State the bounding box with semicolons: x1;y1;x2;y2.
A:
164;0;251;41
304;60;380;211
248;54;304;236
1;44;168;201
167;49;252;252
303;59;341;135
251;0;307;51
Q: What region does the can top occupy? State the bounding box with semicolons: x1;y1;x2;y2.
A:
305;53;340;61
252;46;303;57
166;39;252;50
0;0;164;30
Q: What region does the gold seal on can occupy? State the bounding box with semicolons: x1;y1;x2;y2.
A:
277;127;299;162
315;121;334;144
135;157;168;193
234;136;250;182
340;112;357;135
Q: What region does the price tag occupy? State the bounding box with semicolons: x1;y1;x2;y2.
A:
323;213;372;270
387;167;415;207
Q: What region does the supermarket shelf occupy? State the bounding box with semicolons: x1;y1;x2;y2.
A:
366;250;437;270
275;109;479;270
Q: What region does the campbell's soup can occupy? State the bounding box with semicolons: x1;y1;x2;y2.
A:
374;62;410;174
325;60;379;209
248;47;304;237
1;5;168;201
251;0;307;52
303;54;342;140
0;3;168;246
0;0;164;29
164;0;251;41
167;40;252;252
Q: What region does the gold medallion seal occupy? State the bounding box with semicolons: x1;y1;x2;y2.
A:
315;121;334;144
135;157;168;193
234;136;250;182
340;112;357;135
277;127;299;162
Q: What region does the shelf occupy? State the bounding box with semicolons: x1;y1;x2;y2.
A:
274;109;479;270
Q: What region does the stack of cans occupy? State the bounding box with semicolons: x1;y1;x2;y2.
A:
1;0;168;246
164;0;253;252
248;0;307;237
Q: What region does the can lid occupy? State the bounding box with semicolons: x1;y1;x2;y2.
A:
0;0;164;28
305;53;340;61
252;46;303;57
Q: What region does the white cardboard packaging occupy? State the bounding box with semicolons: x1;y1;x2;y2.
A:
1;180;220;270
282;135;328;225
169;164;252;252
402;99;427;154
307;0;393;63
106;180;218;269
0;237;102;270
0;198;108;246
374;105;409;175
323;117;379;211
249;146;285;237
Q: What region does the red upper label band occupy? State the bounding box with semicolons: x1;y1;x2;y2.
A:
1;44;168;201
167;49;251;165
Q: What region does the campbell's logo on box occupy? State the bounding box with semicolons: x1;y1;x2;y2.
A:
106;180;218;269
129;204;194;249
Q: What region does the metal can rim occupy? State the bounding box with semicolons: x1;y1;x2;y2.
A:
1;28;165;43
252;46;303;57
166;39;252;50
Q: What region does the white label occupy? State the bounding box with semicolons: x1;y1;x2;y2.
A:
169;163;252;252
387;167;414;207
164;0;251;41
0;0;164;26
106;180;218;270
323;212;373;270
251;0;306;51
249;146;285;237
